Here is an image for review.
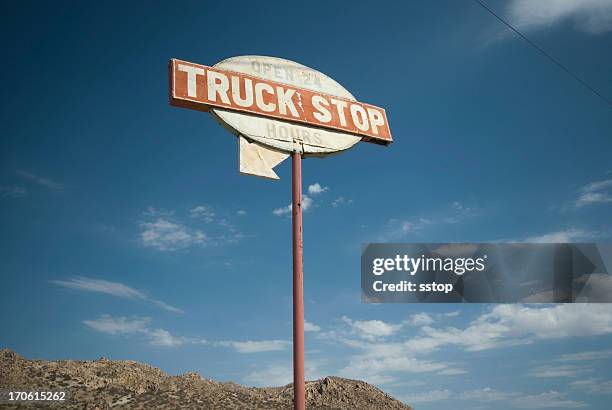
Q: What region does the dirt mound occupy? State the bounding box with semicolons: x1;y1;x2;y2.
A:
0;349;410;409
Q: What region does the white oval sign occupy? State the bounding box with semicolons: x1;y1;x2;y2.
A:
210;55;362;156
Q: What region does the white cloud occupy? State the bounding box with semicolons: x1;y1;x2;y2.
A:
50;276;183;313
338;355;448;385
53;277;143;299
272;205;292;216
317;305;612;386
83;304;612;387
460;387;517;402
570;378;612;395
325;316;470;383
216;218;244;243
273;195;313;216
336;352;464;385
243;364;292;387
403;387;585;407
437;368;468;375
83;315;291;353
581;179;612;192
378;218;428;240
577;192;612;206
331;196;353;208
140;218;207;251
143;207;175;217
378;202;475;240
83;315;150;335
576;179;612;207
190;205;215;222
237;209;247;216
302;195;313;211
148;328;185;347
529;364;590;378
403;389;452;403
507;0;612;34
151;300;184;314
16;170;64;191
307;183;329;195
342;356;451;375
385;380;427;388
219;340;290;353
419;304;612;352
524;228;598;243
512;390;587;408
338;306;612;356
273;186;348;214
0;186;27;198
527;349;612;381
243;360;322;387
558;349;612;362
304;321;321;332
400;221;415;233
444;310;461;318
82;315;291;353
84;314;190;347
341;316;403;340
450;201;476;217
140;207;243;249
405;313;434;327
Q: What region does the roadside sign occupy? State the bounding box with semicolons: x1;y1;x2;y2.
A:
170;57;392;151
170;56;392;179
169;55;392;410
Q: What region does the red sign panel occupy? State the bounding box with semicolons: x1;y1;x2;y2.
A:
169;59;392;145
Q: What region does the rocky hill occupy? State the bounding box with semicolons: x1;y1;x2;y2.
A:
0;349;410;409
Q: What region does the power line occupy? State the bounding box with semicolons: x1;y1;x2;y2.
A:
473;0;612;109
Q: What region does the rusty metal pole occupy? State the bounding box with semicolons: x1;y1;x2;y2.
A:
292;151;305;410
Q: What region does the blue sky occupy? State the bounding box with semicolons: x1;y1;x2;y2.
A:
1;0;612;408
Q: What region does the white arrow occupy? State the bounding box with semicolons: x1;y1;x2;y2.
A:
238;136;289;180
